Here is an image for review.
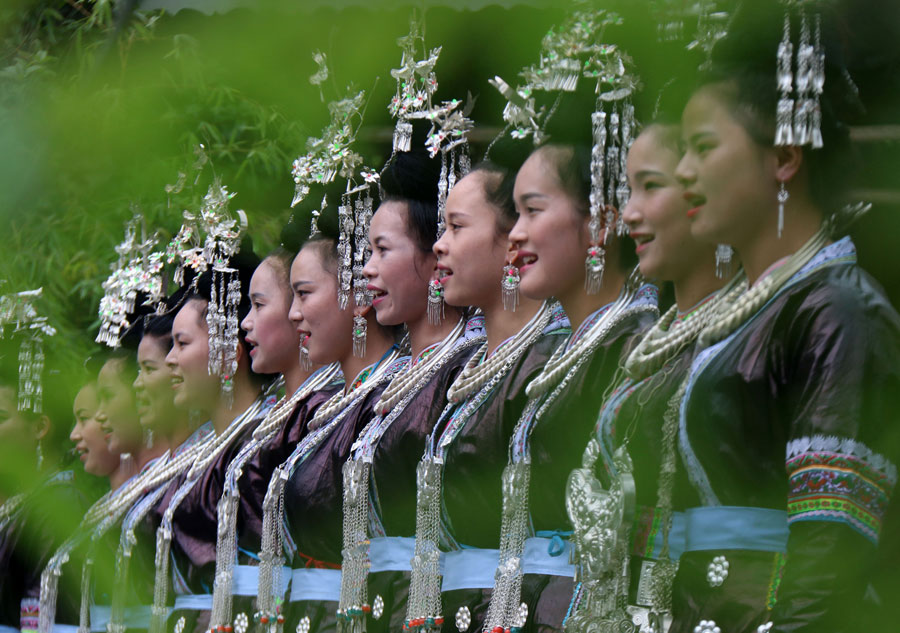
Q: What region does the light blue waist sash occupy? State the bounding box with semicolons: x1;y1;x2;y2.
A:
233;564;292;597
369;537;416;573
89;605;154;631
683;506;788;553
172;594;213;611
289;568;342;603
441;537;576;592
0;625;20;633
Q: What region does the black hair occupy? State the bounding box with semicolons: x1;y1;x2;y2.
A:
141;312;175;355
262;247;295;306
182;239;272;386
468;161;518;233
380;124;442;253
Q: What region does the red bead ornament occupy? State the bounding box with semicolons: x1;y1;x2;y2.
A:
260;617;270;625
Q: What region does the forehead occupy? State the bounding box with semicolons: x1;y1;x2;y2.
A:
173;300;208;332
682;86;735;131
514;150;562;197
250;258;282;293
446;171;492;216
628;128;680;173
138;335;168;362
292;245;335;283
371;200;409;237
98;357;127;385
74;383;99;408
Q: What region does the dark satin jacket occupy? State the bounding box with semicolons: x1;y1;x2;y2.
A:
528;292;658;535
670;238;900;633
441;309;570;551
284;379;395;567
2;470;94;628
372;338;482;538
235;385;342;561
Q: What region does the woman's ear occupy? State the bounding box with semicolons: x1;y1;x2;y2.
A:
35;415;50;442
353;304;373;319
775;145;804;184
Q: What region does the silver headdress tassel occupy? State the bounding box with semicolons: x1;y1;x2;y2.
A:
775;2;825;148
0;288;56;414
166;179;247;408
342;169;379;356
425;97;475;237
585;33;640;293
96;213;165;347
388;12;441;154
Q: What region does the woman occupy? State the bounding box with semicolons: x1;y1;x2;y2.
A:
207;247;342;632
337;151;484;633
403;161;569;633
150;256;277;633
564;117;739;631
107;312;214;633
96;349;166;477
663;13;900;632
1;351;97;633
263;210;406;633
478;130;660;631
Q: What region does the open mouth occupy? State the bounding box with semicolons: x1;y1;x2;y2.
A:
170;375;184;390
632;233;655;253
368;285;387;305
436;264;454;284
513;252;538;269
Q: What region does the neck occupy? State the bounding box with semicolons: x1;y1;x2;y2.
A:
109;458;136;491
481;295;543;354
284;364;311;397
672;262;725;312
406;306;464;361
212;376;260;435
339;329;394;394
134;443;167;471
559;265;627;333
738;198;824;285
164;414;196;451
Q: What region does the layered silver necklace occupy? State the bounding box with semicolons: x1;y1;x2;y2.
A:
255;349;405;633
337;318;483;631
405;302;552;632
149;394;269;633
209;365;341;632
485;273;658;633
107;424;215;633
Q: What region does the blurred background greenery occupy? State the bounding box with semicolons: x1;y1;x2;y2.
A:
0;0;898;371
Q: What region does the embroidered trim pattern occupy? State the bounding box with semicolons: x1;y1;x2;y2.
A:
786;435;896;544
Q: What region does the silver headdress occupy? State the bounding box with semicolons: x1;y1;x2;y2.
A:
0;288;56;414
96;213;165;347
165;179;248;407
425;97;475;237
388;12;441;154
775;1;825;148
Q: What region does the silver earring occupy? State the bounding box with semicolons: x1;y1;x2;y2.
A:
584;244;606;294
299;336;312;371
715;245;734;279
427;279;445;325
144;428;154;450
35;440;43;471
352;314;367;358
502;264;520;312
777;181;789;238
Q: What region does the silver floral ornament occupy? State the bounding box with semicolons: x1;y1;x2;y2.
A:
455;606;471;632
296;616;311;633
233;612;249;633
706;555;729;587
372;595;385;620
693;620;721;633
173;616;186;633
756;623;774;633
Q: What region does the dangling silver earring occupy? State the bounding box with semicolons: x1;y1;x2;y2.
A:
777;181;789;238
502;263;520;312
584;244;606;294
299;335;313;371
715;245;734;279
352;314;367;358
427;279;445;325
144;428;154;450
35;440;43;471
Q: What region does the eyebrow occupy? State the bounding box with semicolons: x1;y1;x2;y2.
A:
249;291;267;300
633;169;666;180
291;280;313;292
372;235;388;246
517;192;548;203
687;131;716;145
